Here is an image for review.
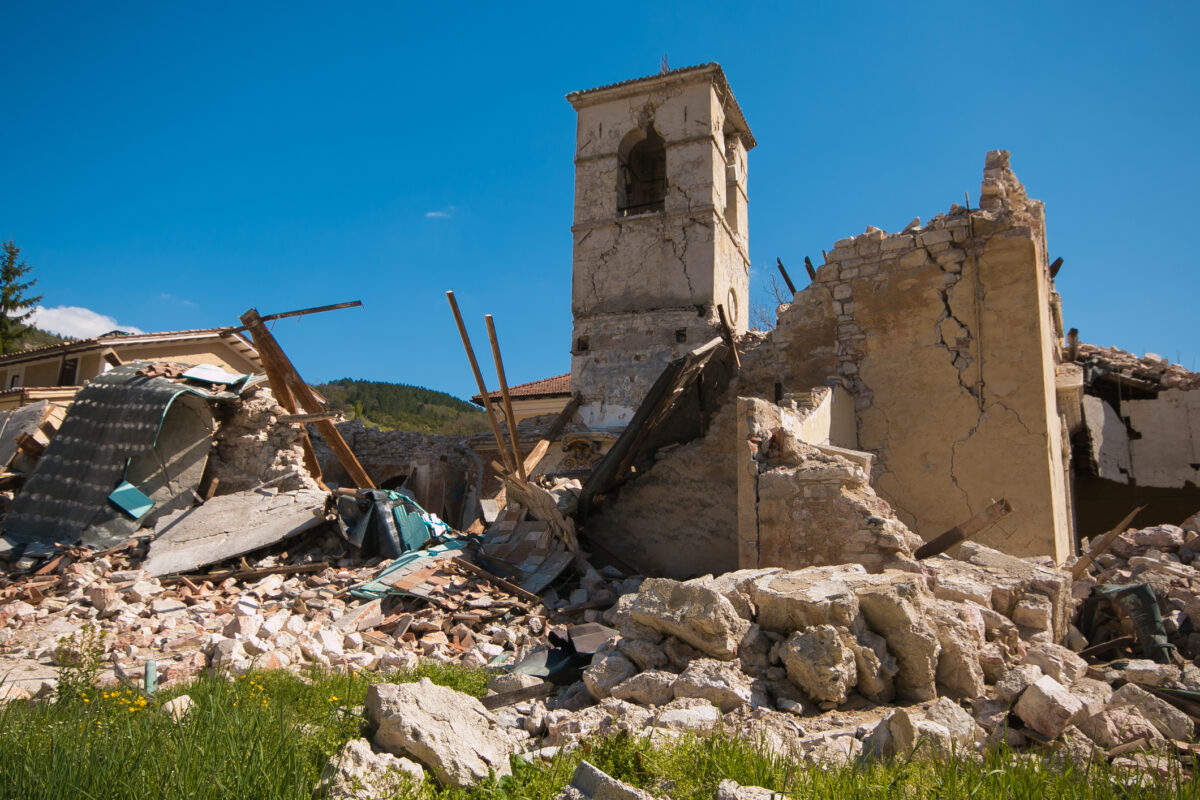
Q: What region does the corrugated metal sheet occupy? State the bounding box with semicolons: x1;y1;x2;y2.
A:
4;364;218;548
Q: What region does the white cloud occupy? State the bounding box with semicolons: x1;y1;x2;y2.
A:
424;206;456;219
29;306;144;339
157;293;196;308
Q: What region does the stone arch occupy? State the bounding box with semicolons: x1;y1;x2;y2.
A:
617;125;666;215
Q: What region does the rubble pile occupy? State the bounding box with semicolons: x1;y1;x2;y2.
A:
0;524;564;696
1076;344;1200;391
207;386;323;494
1075;512;1200;662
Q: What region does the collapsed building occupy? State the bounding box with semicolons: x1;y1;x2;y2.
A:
515;63;1198;579
1;62;1200;788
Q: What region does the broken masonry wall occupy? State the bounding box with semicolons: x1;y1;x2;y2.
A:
569;73;751;429
311;420;479;528
747;150;1072;561
207;386;323;495
585;151;1073;577
735;395;922;573
1075;344;1200;536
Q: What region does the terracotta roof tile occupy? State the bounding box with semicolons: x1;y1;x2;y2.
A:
472;373;570;405
566;63;755;150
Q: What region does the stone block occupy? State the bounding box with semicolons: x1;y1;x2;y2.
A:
1013;675;1082;739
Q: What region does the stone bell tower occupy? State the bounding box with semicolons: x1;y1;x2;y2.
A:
566;63;754;430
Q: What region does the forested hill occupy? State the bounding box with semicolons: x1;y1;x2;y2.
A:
313;379;489;436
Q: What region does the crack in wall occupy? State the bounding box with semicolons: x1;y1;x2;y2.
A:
669;183;698;302
935;246;981;402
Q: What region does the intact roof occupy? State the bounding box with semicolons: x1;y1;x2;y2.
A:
472;373;571;406
566;63;756;150
0;328;259;368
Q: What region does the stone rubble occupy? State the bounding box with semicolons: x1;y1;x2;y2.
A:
0;451;1198;787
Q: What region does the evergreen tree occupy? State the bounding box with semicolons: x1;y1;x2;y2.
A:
0;241;42;354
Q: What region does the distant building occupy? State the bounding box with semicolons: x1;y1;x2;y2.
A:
0;328;260;409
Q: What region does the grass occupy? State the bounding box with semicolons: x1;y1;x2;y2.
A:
0;665;1196;800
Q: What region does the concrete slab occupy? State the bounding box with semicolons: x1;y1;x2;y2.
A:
142;488;327;576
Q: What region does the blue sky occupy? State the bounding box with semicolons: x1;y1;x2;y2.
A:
3;2;1197;400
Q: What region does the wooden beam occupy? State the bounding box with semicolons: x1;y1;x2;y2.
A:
480;682;554;710
776;258;797;295
914;498;1013;559
240;308;374;489
446;292;517;476
484;314;526;481
279;413;335;424
803;256;817;281
1071;506;1145;579
450;556;541;604
716;304;741;372
230;301;363;332
100;347;123;367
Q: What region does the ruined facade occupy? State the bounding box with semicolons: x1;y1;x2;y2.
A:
567;64;753;430
582;148;1077;576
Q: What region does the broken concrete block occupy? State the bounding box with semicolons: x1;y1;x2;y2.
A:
87;585;119;613
650;699;722;733
932;602;986;700
1021;642;1087;686
554;760;655;800
1077;705;1163;749
222;614;262;640
779;625;856;705
717;780;788;800
995;663;1043;704
333;599;383;633
488;672;544;694
673;658;757;712
627;578;750;660
1013;675;1083;739
924;697;980;749
367;678;518;788
583;652;638;700
160;694;195;722
1068;677;1113;722
1124;659;1181;688
847;628;897;703
853;575;941;701
315;737;424;800
149;597;187;615
611;671;677;707
127;581;163;603
750;565;866;633
1108;682;1195;741
888;708;955;759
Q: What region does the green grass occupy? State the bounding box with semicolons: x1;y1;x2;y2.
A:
0;665;1196;800
0;663;486;800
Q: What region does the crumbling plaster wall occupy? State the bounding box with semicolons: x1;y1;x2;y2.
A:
585;151;1073;577
570;75;750;429
737;151;1072;561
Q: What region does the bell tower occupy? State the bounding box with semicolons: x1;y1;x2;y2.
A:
566;63;754;430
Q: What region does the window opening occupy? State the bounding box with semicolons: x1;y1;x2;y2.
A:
618;126;667;215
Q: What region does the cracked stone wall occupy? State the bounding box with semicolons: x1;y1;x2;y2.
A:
568;68;751;430
741;150;1073;561
586;151;1073;577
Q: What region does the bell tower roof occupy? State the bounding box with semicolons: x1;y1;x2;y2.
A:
566;63;755;150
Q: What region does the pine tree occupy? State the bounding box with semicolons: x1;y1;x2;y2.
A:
0;241;43;354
